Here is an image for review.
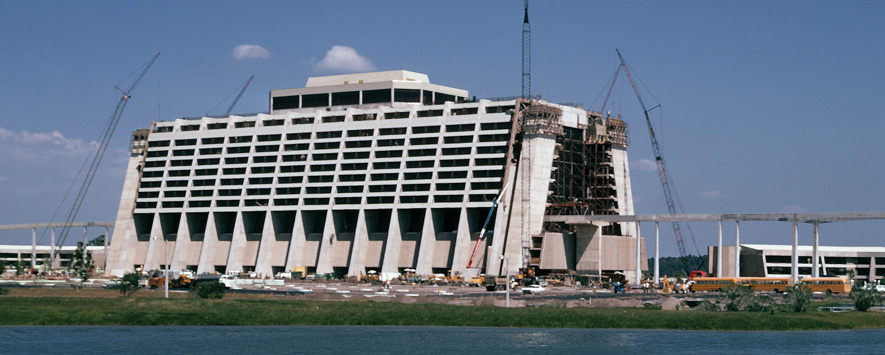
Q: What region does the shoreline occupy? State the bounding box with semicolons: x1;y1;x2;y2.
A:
1;287;883;330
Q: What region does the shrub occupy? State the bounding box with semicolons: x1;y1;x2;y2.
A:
850;287;882;312
695;300;720;312
13;259;28;277
118;272;142;297
193;281;226;299
781;283;813;312
720;285;755;311
0;287;8;295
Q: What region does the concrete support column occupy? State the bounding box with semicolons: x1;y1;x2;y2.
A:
104;226;109;271
83;227;88;246
812;223;820;278
717;220;723;277
635;222;641;284
791;222;799;282
31;228;37;269
50;228;56;270
734;221;740;277
654;222;659;284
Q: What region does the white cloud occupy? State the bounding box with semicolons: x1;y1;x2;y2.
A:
633;159;658;172
314;45;376;73
232;44;271;60
700;191;722;199
0;127;95;163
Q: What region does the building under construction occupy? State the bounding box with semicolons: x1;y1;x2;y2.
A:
105;70;646;281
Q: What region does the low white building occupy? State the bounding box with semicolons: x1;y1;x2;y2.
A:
709;244;885;282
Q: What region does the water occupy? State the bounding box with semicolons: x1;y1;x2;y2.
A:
1;326;883;354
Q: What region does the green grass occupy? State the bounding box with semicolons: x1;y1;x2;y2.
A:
1;296;884;330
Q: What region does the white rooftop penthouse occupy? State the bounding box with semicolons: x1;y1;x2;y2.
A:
269;70;469;113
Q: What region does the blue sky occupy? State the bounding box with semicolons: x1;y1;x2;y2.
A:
1;1;883;256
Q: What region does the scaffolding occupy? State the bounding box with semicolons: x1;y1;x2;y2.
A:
545;112;629;235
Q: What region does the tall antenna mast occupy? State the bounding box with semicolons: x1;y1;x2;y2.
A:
522;0;531;99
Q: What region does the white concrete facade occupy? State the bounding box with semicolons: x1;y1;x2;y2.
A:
106;71;638;279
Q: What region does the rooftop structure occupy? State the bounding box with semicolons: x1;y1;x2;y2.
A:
105;70;639;281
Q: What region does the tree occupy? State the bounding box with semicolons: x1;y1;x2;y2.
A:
118;272;142;297
70;242;95;285
87;235;105;246
850;286;882;312
0;262;6;277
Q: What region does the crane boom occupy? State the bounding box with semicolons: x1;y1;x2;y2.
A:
614;50;697;272
224;75;254;116
467;186;508;268
54;53;160;258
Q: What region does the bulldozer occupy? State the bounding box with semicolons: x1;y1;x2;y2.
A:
147;269;192;289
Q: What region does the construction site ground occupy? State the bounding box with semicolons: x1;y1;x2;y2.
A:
0;277;802;309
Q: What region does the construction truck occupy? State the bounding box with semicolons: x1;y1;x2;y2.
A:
291;266;308;279
468;275;485;287
484;276;510;291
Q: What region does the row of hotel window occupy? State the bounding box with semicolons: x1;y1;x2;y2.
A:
138;180;504;199
139;168;505;189
135;193;502;209
157;105;515;132
149;121;513;147
145;136;509;159
140;159;505;180
145;143;506;162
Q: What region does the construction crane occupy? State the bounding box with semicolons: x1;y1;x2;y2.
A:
522;0;531;99
602;50;700;274
467;186;508;268
53;53;160;262
224;75;254;117
519;0;533;272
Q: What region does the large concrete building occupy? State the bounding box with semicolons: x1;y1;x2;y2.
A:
106;70;644;280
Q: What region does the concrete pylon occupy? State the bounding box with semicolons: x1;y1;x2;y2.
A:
380;209;404;281
285;211;306;272
347;209;370;277
196;213;219;274
169;212;191;271
415;208;436;275
314;208;337;275
254;211;277;277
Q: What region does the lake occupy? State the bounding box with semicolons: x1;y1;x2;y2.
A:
1;326;883;354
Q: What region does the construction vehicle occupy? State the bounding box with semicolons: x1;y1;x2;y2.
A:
688;270;708;279
484;276;511;291
291;266;308;279
447;270;465;286
48;53;159;267
601;50;701;275
468;275;485;287
360;270;380;284
147;269;192;289
661;275;675;296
